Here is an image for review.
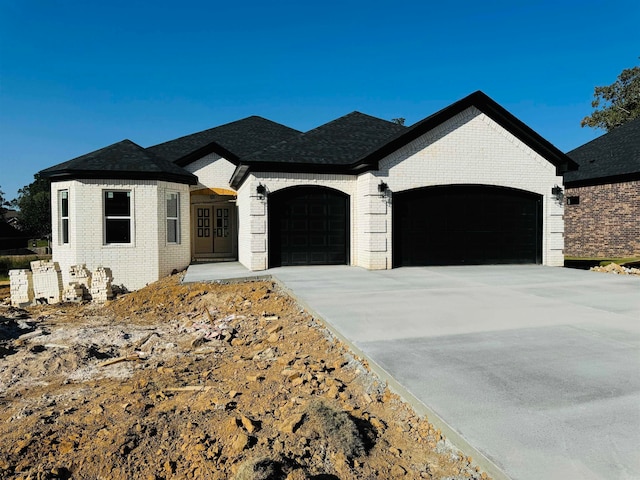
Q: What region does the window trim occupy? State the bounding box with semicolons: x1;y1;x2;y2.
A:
166;191;180;244
59;189;69;245
104;189;133;245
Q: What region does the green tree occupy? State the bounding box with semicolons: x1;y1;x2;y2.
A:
0;186;10;215
14;175;51;238
581;62;640;131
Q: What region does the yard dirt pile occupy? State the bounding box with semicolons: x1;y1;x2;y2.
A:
0;274;487;480
590;262;640;275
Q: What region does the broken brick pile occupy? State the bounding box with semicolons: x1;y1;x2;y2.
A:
63;264;92;302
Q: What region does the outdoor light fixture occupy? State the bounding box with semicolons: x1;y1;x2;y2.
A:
378;181;389;194
552;185;564;202
256;183;267;197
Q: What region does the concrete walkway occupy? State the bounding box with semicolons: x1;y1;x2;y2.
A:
183;263;640;480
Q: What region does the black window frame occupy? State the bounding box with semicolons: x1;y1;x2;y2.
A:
104;190;132;244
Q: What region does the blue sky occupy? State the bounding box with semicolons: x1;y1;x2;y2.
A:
1;0;638;201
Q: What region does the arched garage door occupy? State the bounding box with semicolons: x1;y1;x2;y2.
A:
269;186;349;267
393;185;542;266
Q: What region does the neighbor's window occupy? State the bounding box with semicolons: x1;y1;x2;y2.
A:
59;190;69;244
104;191;131;244
166;192;180;243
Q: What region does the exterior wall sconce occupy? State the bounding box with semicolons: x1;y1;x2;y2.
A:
551;185;564;203
378;181;389;194
256;183;267;198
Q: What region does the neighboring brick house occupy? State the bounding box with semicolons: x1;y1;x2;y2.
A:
39;91;576;290
564;117;640;259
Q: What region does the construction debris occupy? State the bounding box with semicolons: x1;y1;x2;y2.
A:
89;267;114;302
9;269;33;307
0;275;487;480
30;260;63;304
590;263;640;275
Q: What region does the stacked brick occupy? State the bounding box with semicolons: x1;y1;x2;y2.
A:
90;267;114;302
9;269;34;307
63;264;92;302
30;260;63;304
63;283;87;303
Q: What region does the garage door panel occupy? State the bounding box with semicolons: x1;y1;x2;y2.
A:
269;187;349;267
393;185;541;266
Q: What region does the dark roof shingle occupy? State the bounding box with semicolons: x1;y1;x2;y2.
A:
242;112;407;166
565;117;640;185
147;116;301;165
39;139;198;185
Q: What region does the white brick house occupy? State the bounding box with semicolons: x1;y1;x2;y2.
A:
40;91;577;290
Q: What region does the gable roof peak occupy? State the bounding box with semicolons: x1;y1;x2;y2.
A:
147;115;301;165
352;90;576;175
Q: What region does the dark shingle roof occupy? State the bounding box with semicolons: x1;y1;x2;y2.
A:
242;112;407;166
565;117;640;186
39;139;198;185
0;220;25;239
229;91;577;188
147;116;301;165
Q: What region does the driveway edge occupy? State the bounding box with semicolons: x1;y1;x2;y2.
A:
272;276;511;480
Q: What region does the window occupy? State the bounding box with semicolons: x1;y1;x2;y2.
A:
59;190;69;244
566;196;580;205
104;191;131;243
166;192;180;243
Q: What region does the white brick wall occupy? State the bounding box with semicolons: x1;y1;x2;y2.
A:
184;153;236;188
236;173;356;271
375;107;565;267
236;106;564;270
157;182;192;278
51;105;565;286
51;179;191;291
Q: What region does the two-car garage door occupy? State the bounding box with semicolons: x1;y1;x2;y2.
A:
393;185;542;266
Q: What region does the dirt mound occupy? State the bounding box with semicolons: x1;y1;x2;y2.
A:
0;274;487;479
590;262;640;275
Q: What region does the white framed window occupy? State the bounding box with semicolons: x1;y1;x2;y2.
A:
104;190;132;244
166;192;180;243
58;190;69;244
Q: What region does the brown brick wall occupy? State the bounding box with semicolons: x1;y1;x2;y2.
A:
564;180;640;258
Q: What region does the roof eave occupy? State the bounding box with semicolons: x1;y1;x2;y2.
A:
564;171;640;188
229;162;356;190
39;169;198;185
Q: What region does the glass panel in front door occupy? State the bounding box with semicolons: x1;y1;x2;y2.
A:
194;207;214;254
214;207;232;253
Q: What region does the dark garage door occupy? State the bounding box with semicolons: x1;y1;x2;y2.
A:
269;186;349;267
393;185;542;266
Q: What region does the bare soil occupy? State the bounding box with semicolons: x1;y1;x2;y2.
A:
0;274;487;480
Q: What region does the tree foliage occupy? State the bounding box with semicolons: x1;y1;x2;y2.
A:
14;175;51;238
0;186;9;215
581;63;640;132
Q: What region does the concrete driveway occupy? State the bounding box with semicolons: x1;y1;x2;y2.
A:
183;263;640;480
